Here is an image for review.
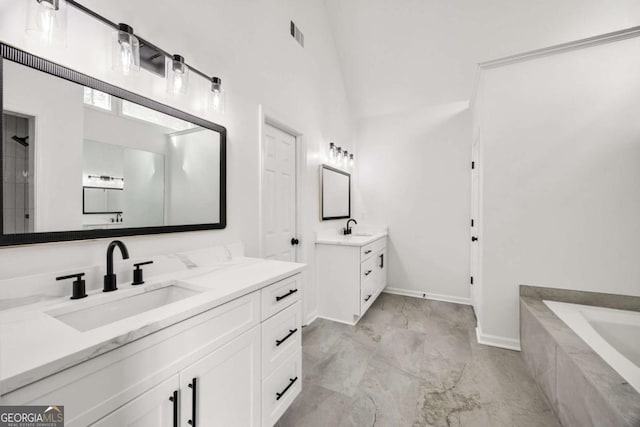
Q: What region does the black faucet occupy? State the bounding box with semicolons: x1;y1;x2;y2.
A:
104;240;130;292
344;218;358;235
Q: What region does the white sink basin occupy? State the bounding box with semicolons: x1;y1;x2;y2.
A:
352;232;373;237
48;284;201;332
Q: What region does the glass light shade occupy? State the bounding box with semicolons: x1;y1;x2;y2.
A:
329;142;336;163
336;148;342;166
112;24;140;75
209;77;225;113
167;55;189;95
25;0;67;45
349;154;354;168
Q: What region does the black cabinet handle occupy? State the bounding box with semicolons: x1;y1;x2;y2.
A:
188;377;197;426
364;294;372;302
364;270;372;276
364;250;372;254
379;253;384;268
276;328;298;346
276;288;298;301
276;377;298;401
471;236;478;242
169;390;178;427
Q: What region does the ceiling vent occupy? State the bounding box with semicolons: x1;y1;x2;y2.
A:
290;21;304;47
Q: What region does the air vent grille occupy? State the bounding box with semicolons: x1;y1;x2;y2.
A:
290;21;304;47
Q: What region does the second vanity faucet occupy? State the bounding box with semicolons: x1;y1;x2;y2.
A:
104;240;130;292
344;218;358;235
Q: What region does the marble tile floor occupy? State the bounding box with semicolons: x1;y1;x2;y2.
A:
277;293;560;427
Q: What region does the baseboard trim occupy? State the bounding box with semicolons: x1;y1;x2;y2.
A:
475;325;521;351
315;315;357;326
383;287;472;306
304;311;319;327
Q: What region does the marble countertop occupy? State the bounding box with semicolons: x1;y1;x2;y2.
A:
315;231;387;247
0;257;305;395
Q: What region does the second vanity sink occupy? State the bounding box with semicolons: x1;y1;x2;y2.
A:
47;283;202;332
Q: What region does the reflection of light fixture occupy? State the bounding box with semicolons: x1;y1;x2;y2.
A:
349;153;354;168
26;0;67;45
112;23;140;75
210;77;225;113
329;142;336;163
84;174;125;189
167;54;189;95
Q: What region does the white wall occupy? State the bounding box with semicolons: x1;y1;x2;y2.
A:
475;35;640;345
0;0;355;323
355;102;472;303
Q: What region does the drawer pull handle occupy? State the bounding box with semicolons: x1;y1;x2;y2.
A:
364;270;372;276
276;328;298;346
379;253;384;268
188;377;197;426
364;250;372;254
276;288;298;301
364;294;372;302
276;377;298;401
169;390;179;427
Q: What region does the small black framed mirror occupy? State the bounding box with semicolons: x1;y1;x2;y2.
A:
0;43;226;246
320;164;350;220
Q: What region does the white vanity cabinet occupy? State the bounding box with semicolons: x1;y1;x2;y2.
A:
1;272;303;427
317;235;387;324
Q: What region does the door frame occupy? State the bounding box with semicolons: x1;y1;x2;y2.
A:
258;105;305;262
470;128;483;322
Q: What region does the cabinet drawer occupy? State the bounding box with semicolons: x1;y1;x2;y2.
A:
261;301;302;378
3;292;260;427
361;238;386;262
261;274;301;321
262;349;302;427
361;256;377;281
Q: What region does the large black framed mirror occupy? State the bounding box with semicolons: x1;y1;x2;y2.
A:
321;164;350;220
0;43;226;246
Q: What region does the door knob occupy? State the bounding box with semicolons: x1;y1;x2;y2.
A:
290;238;300;246
471;236;478;242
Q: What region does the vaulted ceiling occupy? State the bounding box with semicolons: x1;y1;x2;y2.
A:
324;0;640;119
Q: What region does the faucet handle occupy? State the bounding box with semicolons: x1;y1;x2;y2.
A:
56;273;87;300
132;260;154;286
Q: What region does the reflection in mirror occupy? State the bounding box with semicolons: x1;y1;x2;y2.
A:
1;52;224;242
321;165;350;220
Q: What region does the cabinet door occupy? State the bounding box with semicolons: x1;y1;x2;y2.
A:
91;375;179;427
180;326;261;427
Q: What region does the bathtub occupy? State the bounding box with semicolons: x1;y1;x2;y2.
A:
544;300;640;394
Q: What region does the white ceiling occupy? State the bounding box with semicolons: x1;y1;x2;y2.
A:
324;0;640;119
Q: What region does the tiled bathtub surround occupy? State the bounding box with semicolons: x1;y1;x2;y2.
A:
520;285;640;427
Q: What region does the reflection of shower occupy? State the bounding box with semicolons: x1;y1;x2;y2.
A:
11;135;29;147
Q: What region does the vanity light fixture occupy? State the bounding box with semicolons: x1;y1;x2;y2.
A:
210;77;225;113
28;0;227;112
112;23;140;75
343;150;349;168
26;0;67;45
349;153;354;168
167;54;189;95
336;147;343;166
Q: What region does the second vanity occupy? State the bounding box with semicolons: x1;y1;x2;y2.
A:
0;250;305;427
316;229;388;324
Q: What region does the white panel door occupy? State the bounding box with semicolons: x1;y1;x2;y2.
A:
179;326;261;427
90;375;179;427
262;123;297;261
470;133;481;319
